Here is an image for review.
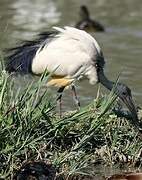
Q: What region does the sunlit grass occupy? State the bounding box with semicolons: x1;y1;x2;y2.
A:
0;69;141;179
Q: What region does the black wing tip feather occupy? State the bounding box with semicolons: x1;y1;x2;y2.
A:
5;30;58;74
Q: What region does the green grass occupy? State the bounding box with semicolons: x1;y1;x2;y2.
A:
0;70;141;179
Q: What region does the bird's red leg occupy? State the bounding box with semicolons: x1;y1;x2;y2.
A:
56;86;65;118
71;85;80;110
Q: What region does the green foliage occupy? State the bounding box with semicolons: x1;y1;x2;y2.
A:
0;70;141;179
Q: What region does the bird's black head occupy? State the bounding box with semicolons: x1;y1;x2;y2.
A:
98;70;142;135
115;83;139;125
115;83;142;135
115;83;132;100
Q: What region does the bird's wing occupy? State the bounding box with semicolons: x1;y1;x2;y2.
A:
5;31;57;73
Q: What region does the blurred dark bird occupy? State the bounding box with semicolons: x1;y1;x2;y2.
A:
76;5;105;32
5;26;141;135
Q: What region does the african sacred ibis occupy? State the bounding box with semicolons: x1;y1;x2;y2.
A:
5;26;141;134
76;5;105;32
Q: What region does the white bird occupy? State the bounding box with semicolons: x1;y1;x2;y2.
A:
5;26;141;134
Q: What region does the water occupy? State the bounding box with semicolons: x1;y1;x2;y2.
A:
0;0;142;108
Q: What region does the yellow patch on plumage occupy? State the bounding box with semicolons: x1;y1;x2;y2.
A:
47;77;74;87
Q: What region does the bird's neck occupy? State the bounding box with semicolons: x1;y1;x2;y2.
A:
98;70;114;91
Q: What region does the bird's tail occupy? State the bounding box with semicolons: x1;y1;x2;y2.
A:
5;43;37;73
5;31;57;73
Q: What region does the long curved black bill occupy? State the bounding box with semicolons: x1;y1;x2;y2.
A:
98;70;142;137
119;92;141;131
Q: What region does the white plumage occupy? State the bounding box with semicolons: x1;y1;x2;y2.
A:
32;26;101;85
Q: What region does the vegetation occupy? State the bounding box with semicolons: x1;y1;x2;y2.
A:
0;69;141;179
